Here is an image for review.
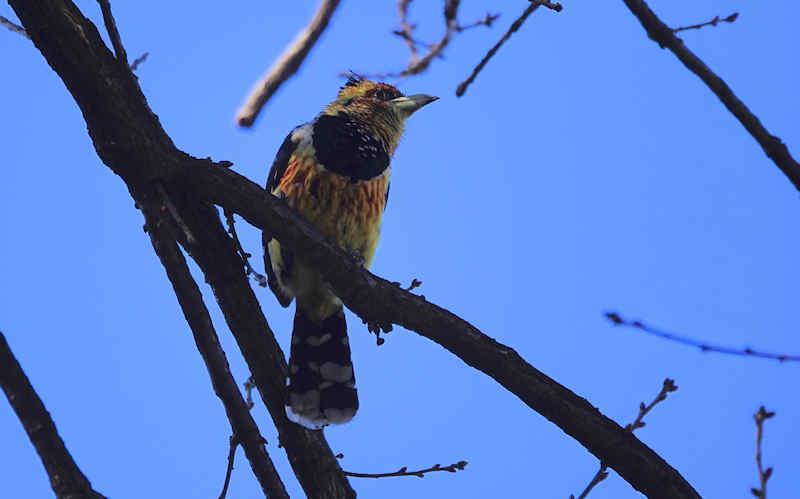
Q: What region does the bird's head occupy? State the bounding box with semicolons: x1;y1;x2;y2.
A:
321;74;438;154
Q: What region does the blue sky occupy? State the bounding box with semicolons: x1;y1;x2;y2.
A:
1;1;798;497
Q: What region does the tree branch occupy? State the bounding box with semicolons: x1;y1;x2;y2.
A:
1;14;28;38
456;1;560;97
234;0;342;127
10;0;697;496
219;435;239;499
751;406;775;498
143;199;288;499
9;2;353;496
186;165;699;498
372;0;499;79
344;460;468;479
96;0;127;66
166;190;357;499
621;0;800;192
605;312;800;363
572;378;678;498
672;12;738;34
0;332;106;499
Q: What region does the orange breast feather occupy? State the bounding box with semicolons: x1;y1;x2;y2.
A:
277;156;389;266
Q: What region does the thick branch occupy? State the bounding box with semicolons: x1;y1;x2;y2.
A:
186;165;699;498
9;2;353;497
1;332;106;499
10;0;696;496
235;0;341;127
622;0;800;191
143;200;288;499
165;191;357;499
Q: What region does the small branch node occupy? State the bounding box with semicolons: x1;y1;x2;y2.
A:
604;311;800;362
344;459;468;479
672;12;739;33
224;210;268;287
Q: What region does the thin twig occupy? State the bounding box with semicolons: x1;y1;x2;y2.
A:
129;51;149;71
672;12;738;33
373;0;498;79
344;460;467;479
407;278;422;291
0;332;106;498
456;1;560;97
532;0;563;12
605;312;800;363
224;209;267;287
396;0;419;65
96;0;128;66
622;0;800;192
751;406;775;498
235;0;342;127
156;182;197;246
1;15;28;38
572;379;678;499
219;435;239;499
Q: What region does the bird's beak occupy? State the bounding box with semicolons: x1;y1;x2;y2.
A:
390;94;439;118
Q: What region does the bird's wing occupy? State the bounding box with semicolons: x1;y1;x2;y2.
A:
263;124;307;307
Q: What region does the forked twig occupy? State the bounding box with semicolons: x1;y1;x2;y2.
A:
224;210;268;287
621;0;800;191
571;378;678;498
368;0;498;79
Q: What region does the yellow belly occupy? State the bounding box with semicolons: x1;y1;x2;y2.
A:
276;156;389;268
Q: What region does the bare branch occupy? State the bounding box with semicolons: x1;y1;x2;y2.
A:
605;312;800;363
235;0;342;127
1;14;28;38
456;1;560;97
10;1;696;496
0;332;106;499
374;0;498;79
672;12;739;33
144;200;288;499
219;435;239;499
224;209;268;287
345;460;468;479
572;379;678;499
189;165;699;498
129;51;149;71
621;0;800;192
751;406;775;499
96;0;128;66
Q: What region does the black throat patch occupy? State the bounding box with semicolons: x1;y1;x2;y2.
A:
312;113;390;181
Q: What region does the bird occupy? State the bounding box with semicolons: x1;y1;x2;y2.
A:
262;74;438;430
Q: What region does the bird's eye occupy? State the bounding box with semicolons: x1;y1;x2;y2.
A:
374;89;400;101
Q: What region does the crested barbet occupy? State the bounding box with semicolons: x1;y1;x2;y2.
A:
262;75;438;429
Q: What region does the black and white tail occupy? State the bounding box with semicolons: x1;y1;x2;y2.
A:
286;307;358;429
